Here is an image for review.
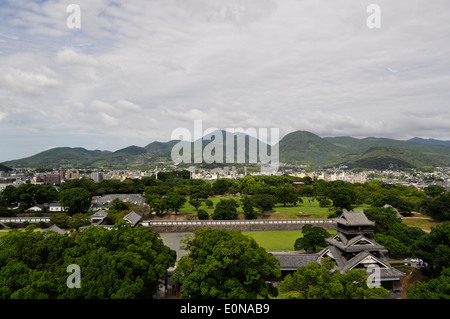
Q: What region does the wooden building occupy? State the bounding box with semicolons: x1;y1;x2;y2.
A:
317;211;405;298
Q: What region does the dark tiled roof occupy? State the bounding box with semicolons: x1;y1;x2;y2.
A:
325;234;384;252
91;210;108;218
335;211;375;226
45;225;67;235
124;211;142;227
270;252;319;270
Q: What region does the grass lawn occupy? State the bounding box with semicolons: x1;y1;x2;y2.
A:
243;229;337;251
401;212;442;233
178;195;370;220
177;196;245;216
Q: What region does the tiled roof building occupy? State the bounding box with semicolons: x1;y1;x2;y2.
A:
272;211;405;298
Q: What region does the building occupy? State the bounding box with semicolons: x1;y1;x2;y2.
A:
65;171;80;179
317;211;405;298
27;205;43;212
45;225;67;235
91;172;104;183
272;211;405;298
90;210;108;225
37;174;61;185
49;202;64;212
123;211;142;227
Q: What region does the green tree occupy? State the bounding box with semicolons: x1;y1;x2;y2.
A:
294;224;331;253
372;193;415;215
109;198;129;212
70;213;91;230
411;222;450;274
319;197;332;207
146;194;164;215
190;183;212;200
2;220;174;300
49;213;71;229
212;178;230;195
274;185;300;207
60;177;97;195
197;209;209;220
1;185;18;206
59;187;92;215
278;258;388;299
407;268;450;299
172;228;281;299
423;185;446;198
0;226;74;299
212;198;239;220
205;199;214;209
240;196;256;220
189;198;201;211
164;193;186;213
422;192;450;221
253;194;276;212
58;222;176;299
388;222;425;250
374;233;408;256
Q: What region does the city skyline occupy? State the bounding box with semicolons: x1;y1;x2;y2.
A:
1;0;449;162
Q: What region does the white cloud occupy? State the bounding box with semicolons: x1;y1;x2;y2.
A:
1;0;450;161
0;67;61;94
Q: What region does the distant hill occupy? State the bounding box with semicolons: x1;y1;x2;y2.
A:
2;130;450;170
408;137;450;147
336;146;446;170
278;131;343;165
1;147;111;169
0;164;11;172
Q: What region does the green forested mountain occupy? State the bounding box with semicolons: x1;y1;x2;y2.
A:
0;164;11;172
278;131;344;165
336;146;446;170
1;147;111;169
2;130;450;170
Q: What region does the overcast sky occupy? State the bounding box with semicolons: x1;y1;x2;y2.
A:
0;0;449;162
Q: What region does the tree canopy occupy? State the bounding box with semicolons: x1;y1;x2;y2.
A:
411;222;450;274
0;223;176;299
172;228;281;299
212;198;239;220
294;224;331;253
278;258;388;299
407;267;450;299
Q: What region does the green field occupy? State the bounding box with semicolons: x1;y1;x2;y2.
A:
178;196;369;219
243;229;337;251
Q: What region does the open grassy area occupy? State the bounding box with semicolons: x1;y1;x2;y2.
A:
401;212;442;233
178;195;370;220
243;229;337;251
178;196;245;216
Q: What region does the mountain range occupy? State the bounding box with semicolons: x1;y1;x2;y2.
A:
2;130;450;170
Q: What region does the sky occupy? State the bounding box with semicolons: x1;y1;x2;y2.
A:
0;0;449;162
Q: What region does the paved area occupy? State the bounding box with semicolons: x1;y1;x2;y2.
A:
159;232;193;261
